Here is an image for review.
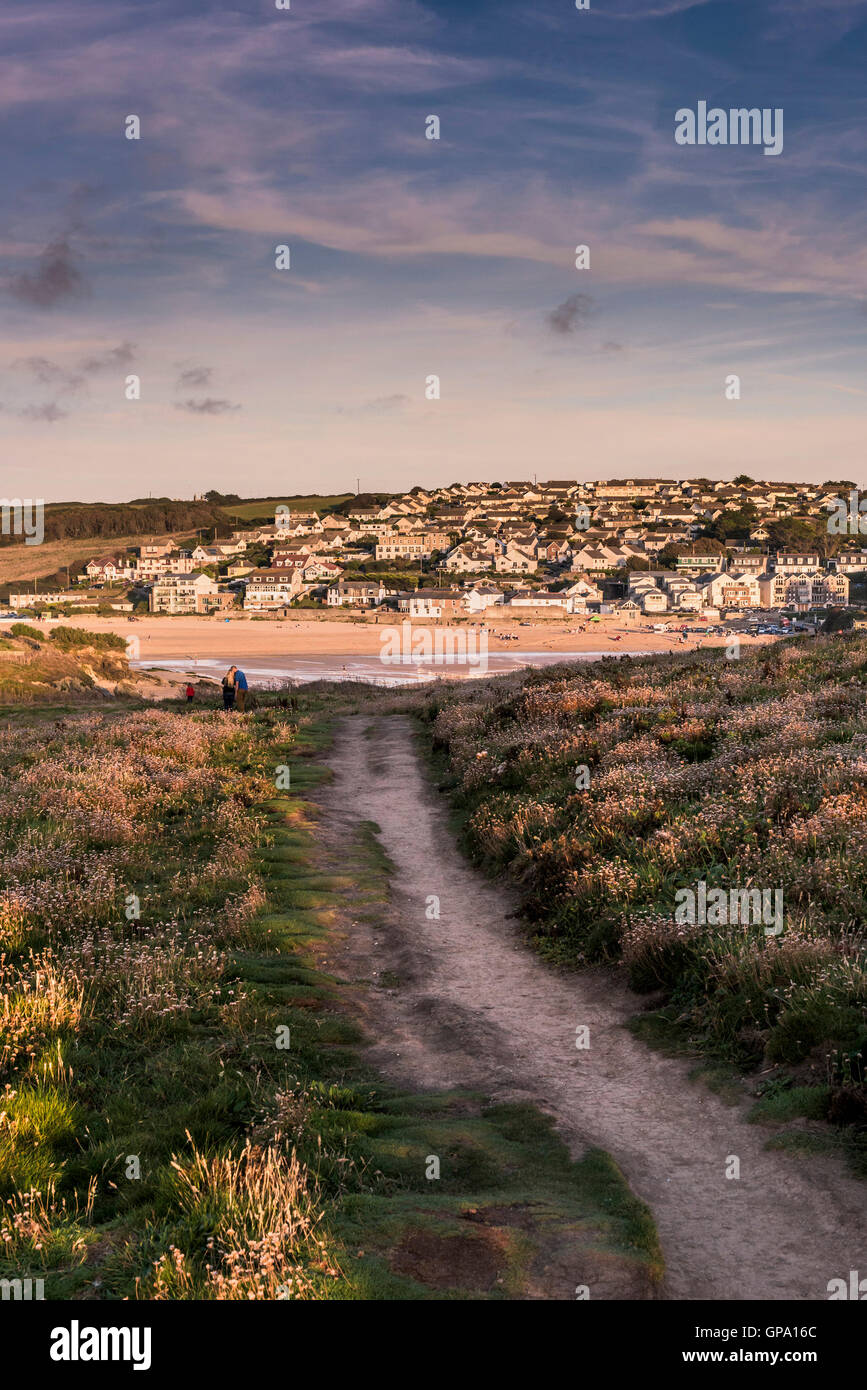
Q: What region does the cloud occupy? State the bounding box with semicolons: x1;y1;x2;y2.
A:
19;402;67;421
546;293;596;335
175;364;213;389
7;239;87;308
601;0;713;15
79;341;135;373
13;355;83;392
175;397;241;415
334;393;410;416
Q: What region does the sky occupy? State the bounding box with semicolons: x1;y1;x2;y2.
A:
2;0;867;502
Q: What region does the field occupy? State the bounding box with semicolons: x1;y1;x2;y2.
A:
220;495;354;523
421;634;867;1149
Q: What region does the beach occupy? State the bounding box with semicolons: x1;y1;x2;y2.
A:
2;611;777;687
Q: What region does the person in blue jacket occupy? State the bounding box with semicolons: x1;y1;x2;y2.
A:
234;666;249;712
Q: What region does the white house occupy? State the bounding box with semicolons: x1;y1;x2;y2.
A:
243;568;303;610
464;585;505;613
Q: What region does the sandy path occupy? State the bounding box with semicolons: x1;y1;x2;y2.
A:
320;715;865;1301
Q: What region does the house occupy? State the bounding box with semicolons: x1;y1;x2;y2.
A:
275;509;321;533
191;542;243;564
772;552;822;574
408;589;466;619
150;573;234;615
639;588;668;613
327;580;390;607
675;551;725;575
494;545;537;575
537;539;573;564
375;532;450;561
831;551;867;574
271;549;311;569
84;555;127;583
571;544;622;572
444;544;495;574
243;568;303;610
564;576;603;605
464;585;505;613
9;589;103;609
300;558;343;582
728;553;769;578
133;550;194;579
702;574;762;609
507;590;569;609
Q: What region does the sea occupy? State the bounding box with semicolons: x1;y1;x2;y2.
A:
130;650;652;688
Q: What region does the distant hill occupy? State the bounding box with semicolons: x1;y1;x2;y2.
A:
0;493;364;589
0;500;226;548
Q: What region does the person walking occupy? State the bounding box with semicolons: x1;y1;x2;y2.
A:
234;666;249;713
221;666;236;711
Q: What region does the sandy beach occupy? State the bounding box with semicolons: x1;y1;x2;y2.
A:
0;611;777;687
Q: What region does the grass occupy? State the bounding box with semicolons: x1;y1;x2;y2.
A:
221;495;353;523
0;692;662;1299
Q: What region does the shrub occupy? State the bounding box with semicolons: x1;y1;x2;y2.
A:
50;627;126;653
10;623;44;642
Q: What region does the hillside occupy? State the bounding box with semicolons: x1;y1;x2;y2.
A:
0;531;204;591
0;625;192;703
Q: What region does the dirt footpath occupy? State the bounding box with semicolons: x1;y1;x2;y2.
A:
317;714;865;1301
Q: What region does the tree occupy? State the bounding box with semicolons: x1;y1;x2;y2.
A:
822;610;853;633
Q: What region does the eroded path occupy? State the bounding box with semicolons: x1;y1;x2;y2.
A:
319;714;865;1300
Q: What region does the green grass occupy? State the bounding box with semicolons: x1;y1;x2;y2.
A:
222;495;354;522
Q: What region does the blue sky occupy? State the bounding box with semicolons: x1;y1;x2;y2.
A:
2;0;867;500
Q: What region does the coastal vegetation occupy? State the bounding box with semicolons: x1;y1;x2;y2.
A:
419;634;867;1156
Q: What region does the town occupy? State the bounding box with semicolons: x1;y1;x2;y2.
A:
3;476;862;629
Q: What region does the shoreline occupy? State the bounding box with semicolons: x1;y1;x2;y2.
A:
2;611;779;687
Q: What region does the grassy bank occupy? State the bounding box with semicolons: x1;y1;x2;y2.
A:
415;635;867;1158
0;696;662;1299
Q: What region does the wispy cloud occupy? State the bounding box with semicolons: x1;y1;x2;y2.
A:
175;397;241;415
19;401;67;421
79;341;135;373
175;364;213;389
334;393;410;415
7;239;87;308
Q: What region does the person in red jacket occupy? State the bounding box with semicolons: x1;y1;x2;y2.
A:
185;682;195;704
